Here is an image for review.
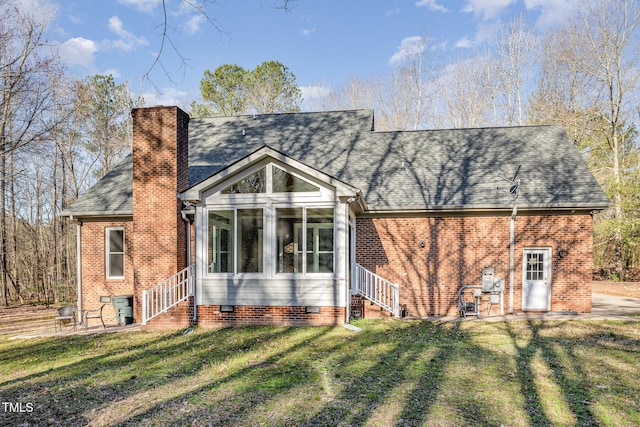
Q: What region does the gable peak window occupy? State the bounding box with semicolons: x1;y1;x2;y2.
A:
272;166;319;193
221;167;266;194
219;164;320;196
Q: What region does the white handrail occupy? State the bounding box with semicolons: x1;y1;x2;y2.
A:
354;263;400;316
142;264;194;325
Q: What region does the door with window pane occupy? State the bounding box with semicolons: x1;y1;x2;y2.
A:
306;225;334;273
522;248;551;310
208;211;233;273
306;208;334;273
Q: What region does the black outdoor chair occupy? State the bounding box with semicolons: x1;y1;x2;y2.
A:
54;305;77;332
83;304;107;330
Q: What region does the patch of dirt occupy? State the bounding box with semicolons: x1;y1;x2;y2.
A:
0;304;60;336
592;281;640;298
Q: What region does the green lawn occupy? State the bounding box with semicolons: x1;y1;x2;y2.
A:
1;319;640;426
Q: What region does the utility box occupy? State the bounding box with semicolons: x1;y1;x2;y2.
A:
112;295;134;325
482;267;495;292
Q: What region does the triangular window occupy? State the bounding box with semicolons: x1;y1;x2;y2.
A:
272;166;319;193
221;167;266;194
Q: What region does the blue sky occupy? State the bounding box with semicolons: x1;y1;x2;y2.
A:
48;0;579;110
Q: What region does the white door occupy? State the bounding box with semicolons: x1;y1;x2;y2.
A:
522;248;552;311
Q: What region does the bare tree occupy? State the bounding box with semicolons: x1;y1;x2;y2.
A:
0;2;60;305
582;0;640;276
433;54;497;128
381;35;439;130
529;0;640;275
495;14;536;125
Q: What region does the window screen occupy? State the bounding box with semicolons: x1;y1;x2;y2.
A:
106;228;124;279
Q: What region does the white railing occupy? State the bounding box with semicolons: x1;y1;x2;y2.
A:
142;264;194;325
354;263;400;317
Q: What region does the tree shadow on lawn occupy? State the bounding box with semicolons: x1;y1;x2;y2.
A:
0;326;306;426
122;321;491;427
3;321;640;426
502;320;640;426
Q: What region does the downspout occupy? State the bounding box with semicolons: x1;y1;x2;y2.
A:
181;210;196;322
75;218;83;322
345;205;351;325
509;207;516;314
345;193;363;324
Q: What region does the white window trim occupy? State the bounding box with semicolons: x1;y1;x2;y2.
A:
206;204;336;278
205;207;267;277
204;161;327;205
522;247;553;311
105;227;125;279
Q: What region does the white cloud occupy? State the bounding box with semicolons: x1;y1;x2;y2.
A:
108;16;149;52
389;36;427;65
58;37;98;68
300;27;316;37
524;0;578;29
103;68;121;79
455;37;473;48
300;85;332;100
455;21;501;48
475;20;501;43
138;87;191;109
184;13;206;35
385;8;401;16
415;0;449;12
116;0;162;13
461;0;516;20
457;0;517;49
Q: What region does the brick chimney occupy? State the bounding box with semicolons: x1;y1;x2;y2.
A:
131;106;190;320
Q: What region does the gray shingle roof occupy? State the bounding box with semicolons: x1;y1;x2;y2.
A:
63;154;133;217
63;109;609;217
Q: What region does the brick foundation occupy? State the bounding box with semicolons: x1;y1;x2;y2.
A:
196;305;345;327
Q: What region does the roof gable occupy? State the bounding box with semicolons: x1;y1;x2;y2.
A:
181;145;361;202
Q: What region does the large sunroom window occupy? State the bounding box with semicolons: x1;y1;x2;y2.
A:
208;209;264;274
207;163;335;276
306;208;334;273
277;207;334;274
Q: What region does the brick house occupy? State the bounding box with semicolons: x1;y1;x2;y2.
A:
62;106;609;328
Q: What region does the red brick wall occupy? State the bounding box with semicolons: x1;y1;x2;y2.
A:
131;106;190;321
79;221;134;325
356;212;593;317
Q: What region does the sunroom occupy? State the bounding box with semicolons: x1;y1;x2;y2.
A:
180;146;363;316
